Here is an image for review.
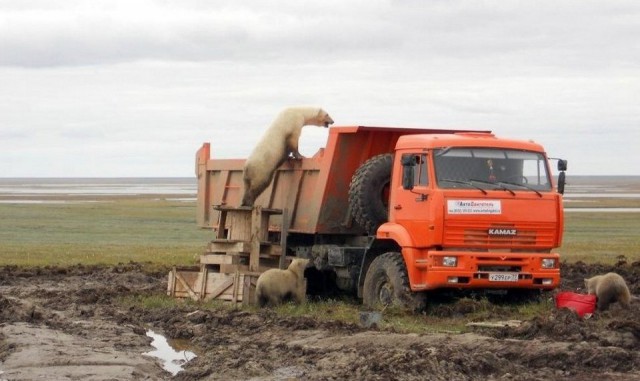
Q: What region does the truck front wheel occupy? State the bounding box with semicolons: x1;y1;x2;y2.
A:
362;252;426;311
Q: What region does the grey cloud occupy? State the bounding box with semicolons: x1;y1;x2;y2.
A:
0;1;639;176
2;1;638;68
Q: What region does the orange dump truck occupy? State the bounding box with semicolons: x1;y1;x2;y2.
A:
196;126;567;309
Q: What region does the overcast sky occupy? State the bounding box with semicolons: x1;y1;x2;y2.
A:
1;0;638;177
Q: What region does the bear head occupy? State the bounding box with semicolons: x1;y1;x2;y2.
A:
305;108;334;128
584;276;600;294
288;258;310;277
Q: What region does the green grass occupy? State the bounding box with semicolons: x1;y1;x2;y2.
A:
0;199;211;266
1;198;638;266
115;294;553;334
562;212;640;263
119;294;184;309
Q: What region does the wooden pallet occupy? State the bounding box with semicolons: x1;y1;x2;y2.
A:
167;266;259;305
167;205;290;305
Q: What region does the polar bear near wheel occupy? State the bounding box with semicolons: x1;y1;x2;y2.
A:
255;258;310;307
240;107;334;207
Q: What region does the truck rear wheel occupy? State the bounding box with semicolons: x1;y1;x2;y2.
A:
349;153;392;234
362;252;426;311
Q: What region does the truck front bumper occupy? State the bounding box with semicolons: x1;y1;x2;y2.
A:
408;250;560;291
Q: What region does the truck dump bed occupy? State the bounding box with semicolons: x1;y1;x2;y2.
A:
196;126;487;235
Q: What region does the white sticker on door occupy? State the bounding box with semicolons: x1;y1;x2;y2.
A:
447;200;502;215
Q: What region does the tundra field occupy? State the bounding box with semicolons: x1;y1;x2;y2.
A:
1;176;640;380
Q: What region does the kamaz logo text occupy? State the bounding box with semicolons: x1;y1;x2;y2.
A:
488;228;517;236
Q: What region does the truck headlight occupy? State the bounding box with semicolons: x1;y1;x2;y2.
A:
442;256;457;267
541;258;556;269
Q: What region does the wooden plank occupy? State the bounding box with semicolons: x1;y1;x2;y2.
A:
196;143;211;228
249;206;262;272
266;245;283;256
207;240;247;248
219;263;276;274
202;250;280;263
167;268;176;296
173;270;200;301
169;270;200;300
216;207;228;239
242;275;252;306
259;210;270;242
199;254;240;265
209;239;246;244
207;241;250;254
237;246;281;256
232;271;240;305
229;209;252;241
204;277;234;300
214;205;282;214
199;266;208;297
242;274;258;306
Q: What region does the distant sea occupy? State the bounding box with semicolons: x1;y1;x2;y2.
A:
0;176;639;209
0;178;196;203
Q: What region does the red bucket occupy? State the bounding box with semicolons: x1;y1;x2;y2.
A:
555;291;596;317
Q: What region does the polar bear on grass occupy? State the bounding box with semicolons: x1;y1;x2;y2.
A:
255;258;310;307
241;107;334;206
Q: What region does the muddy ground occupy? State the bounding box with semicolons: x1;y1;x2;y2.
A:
1;261;640;381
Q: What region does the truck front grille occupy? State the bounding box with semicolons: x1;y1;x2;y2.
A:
444;221;556;248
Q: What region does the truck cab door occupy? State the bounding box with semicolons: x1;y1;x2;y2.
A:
392;153;432;247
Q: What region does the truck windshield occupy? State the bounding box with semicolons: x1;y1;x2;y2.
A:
434;147;552;192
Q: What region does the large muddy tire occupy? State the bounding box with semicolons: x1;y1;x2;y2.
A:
362;252;426;311
348;153;392;234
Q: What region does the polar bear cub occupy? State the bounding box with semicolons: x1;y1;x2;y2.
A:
255;258;310;307
241;107;334;206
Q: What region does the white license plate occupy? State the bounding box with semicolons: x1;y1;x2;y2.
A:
489;273;519;282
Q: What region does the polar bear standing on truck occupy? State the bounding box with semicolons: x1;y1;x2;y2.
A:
255;258;310;307
241;107;334;207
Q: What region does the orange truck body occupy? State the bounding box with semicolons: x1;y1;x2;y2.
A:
196;126;564;298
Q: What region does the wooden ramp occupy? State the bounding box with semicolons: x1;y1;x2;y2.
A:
167;205;289;305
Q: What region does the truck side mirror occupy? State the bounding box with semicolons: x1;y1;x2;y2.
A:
401;154;416;190
557;159;567;171
556;159;567;194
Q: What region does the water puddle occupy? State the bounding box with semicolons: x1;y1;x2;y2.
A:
143;330;197;376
